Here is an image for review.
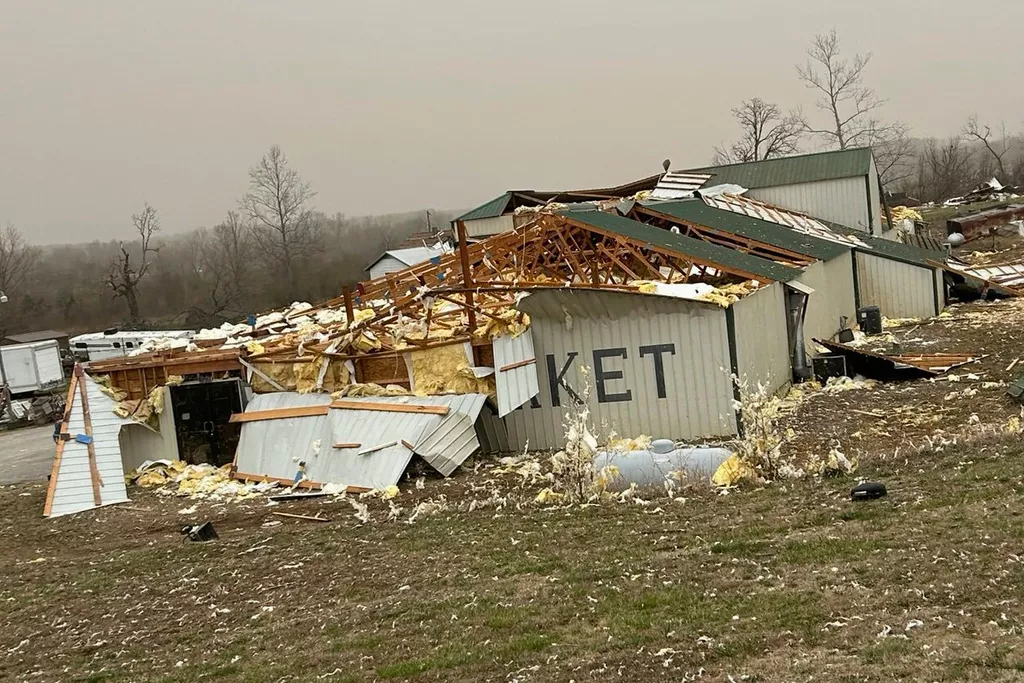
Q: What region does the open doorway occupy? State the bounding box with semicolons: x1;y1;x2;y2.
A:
169;379;247;466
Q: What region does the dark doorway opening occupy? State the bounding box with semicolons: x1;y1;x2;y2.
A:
170;379;247;466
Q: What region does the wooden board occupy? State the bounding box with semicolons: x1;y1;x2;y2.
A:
75;366;103;505
228;405;331;423
329;400;449;415
499;358;536;373
232;471;371;494
42;371;80;517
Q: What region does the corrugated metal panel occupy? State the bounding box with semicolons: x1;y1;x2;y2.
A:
415;411;479;476
493;330;540;417
503;289;736;450
731;283;791;395
48;374;132;517
367;246;448;277
855;252;937;319
233;393;488;489
565;210;801;283
686;148;874;189
748;177;872;235
650;172;713;200
652;198;851;260
935;267;947;312
455;193;512;222
464;214;515;238
855;232;945;267
795;252;856;346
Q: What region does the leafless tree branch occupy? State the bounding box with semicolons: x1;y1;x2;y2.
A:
712;98;802;164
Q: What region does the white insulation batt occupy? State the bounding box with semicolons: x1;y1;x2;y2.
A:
233;393;488;490
44;373;133;517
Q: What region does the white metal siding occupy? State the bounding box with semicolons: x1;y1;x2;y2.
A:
48;374;132;517
855;252;938;319
464;214;514;238
935;268;946;313
730;284;791;395
493;330;540;417
368;256;409;281
795;252;857;345
749;177;872;234
502;290;736;450
118;387;179;473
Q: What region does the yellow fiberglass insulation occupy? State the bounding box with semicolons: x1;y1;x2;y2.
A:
295;357;352;394
475;309;531;340
409;344;495;397
148;385;165;414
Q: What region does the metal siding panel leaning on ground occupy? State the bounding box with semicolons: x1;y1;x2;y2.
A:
233;393;487;489
45;372;133;517
493;329;540;417
415;411;479;476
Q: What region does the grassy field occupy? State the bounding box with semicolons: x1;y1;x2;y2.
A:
4;298;1024;682
3;430;1024;682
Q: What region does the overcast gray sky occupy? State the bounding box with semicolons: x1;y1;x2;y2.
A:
2;0;1021;244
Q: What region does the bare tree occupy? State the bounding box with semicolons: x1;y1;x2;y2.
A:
184;211;255;323
796;29;885;150
106;203;161;323
866;121;916;188
712;98;802;164
0;224;40;296
240;145;319;291
922;136;974;202
963;115;1012;180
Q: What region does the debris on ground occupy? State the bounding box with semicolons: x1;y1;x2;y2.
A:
130;460;279;500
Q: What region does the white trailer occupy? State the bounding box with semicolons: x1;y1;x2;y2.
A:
1;340;64;394
70;330;194;361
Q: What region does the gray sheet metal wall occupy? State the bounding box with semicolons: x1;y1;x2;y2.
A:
464;214;514;238
748;176;873;235
934;267;946;313
855;252;939;319
118;387;179;473
502;289;736;450
795;252;857;346
367;256;408;281
730;283;791;396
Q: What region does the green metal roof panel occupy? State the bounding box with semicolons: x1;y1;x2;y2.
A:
856;233;945;268
686;148;874;189
455;193;512;222
648;200;849;262
563;209;801;283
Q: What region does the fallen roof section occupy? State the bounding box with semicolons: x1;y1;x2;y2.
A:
563;209;801;284
232;393;489;490
637;199;849;262
814;338;978;380
44;368;133;517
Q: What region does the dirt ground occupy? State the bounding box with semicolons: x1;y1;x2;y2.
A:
0;424;59;485
3;297;1024;682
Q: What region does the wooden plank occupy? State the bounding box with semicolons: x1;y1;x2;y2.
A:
75;366;103;506
400;439;416;451
330;400;449;415
500;358;537;373
228;405;330;423
42;371;80;517
272;511;330;523
359;440;398;456
332;442;362;449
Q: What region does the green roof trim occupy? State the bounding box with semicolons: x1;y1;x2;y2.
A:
563;209;801;283
686;148;874;189
647;200;849;262
455;193;512;222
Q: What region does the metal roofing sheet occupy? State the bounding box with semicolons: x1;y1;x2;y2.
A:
47;374;133;517
951;261;1024;289
852;232;945;268
686;148;874;189
650;172;714;200
699;193;869;248
455;193;512;222
233;393;488;489
5;330;67;343
493;330;540;418
648;199;849;261
415;411;479;476
562;209;801;283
